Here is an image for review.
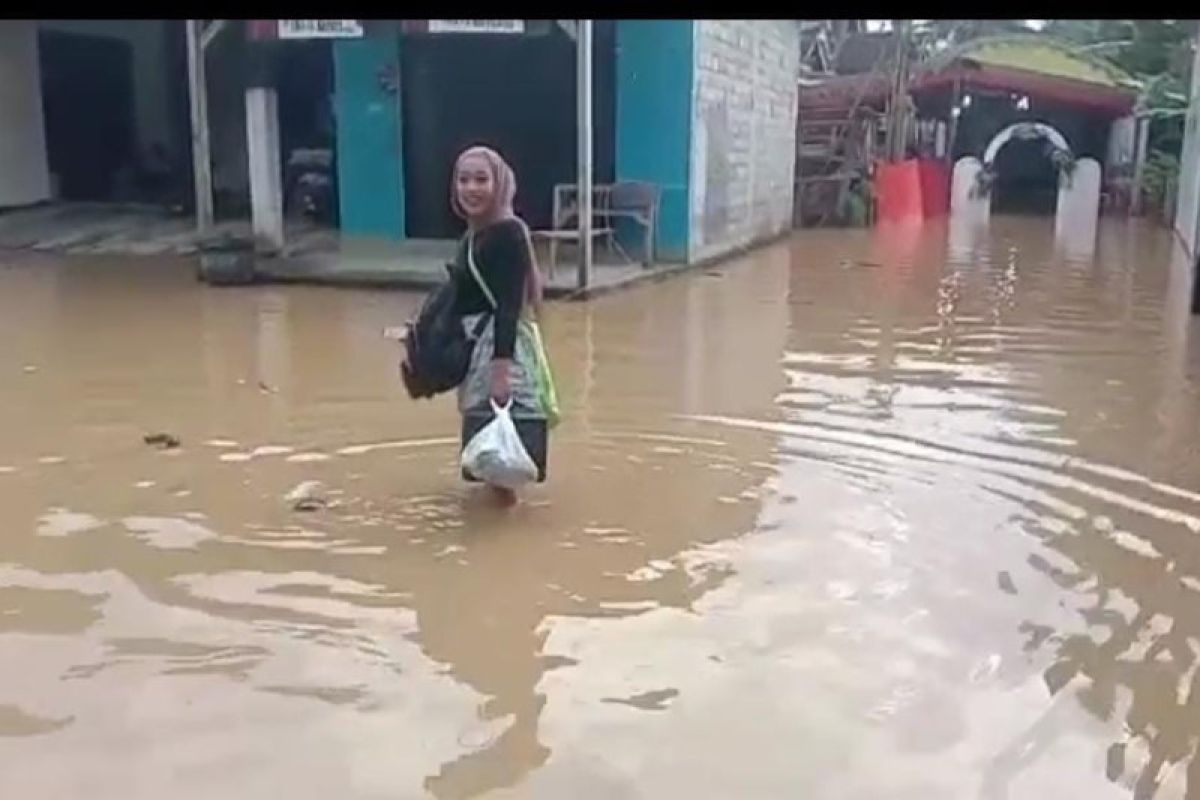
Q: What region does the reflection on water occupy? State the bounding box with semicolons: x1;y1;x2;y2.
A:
2;217;1200;798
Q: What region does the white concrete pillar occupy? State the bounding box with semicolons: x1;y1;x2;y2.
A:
1055;157;1101;260
950;157;987;220
949;156;988;262
576;19;594;291
185;20;214;233
246;86;284;253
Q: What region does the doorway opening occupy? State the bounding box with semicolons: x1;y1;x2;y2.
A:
277;39;339;228
37;21;192;210
400;22;616;239
992;137;1059;215
38;29;135;202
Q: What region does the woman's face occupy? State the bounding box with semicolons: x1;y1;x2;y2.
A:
455;155;496;220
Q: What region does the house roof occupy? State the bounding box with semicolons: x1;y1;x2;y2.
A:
798;33;1140;117
913;35;1139;116
918;35;1137;90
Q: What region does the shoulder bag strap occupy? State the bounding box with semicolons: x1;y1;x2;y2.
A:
468;224;544;328
465;232;498;311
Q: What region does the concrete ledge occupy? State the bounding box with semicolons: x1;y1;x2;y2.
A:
0;201;793;301
254;260;448;291
255;230;791;301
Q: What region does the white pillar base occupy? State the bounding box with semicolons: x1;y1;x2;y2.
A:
246;87;284;253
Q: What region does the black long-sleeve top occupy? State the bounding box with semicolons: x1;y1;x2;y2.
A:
453;218;531;360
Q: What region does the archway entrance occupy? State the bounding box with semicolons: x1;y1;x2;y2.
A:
950;119;1102;259
984;122;1071;216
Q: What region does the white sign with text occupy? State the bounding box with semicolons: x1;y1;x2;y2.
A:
278;20;364;39
427;20;525;34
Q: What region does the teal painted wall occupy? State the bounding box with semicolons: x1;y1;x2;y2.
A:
615;20;694;262
334;38;405;240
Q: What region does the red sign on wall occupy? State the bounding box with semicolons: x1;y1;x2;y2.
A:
246;20;278;40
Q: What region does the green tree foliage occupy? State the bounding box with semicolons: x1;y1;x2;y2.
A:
906;19;1194;95
909;19;1039;56
1044;19;1195;82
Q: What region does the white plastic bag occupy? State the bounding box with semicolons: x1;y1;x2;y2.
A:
461;400;538;490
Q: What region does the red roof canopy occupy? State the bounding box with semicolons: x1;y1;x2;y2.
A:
913;64;1135;117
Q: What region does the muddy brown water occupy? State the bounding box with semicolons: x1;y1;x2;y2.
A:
3;217;1200;799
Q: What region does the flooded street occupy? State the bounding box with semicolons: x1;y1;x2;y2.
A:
4;216;1200;798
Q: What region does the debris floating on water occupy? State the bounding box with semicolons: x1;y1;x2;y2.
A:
286;480;328;512
143;433;181;450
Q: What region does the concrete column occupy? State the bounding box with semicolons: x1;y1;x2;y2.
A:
246;86;284;253
185;20;213;233
576;20;594;290
1055;157;1101;260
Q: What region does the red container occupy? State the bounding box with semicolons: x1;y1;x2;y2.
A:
874;158;950;223
917;159;950;218
875;160;924;223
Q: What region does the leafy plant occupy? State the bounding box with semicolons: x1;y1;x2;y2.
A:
1047;144;1076;188
971;165;997;199
1142;149;1180;214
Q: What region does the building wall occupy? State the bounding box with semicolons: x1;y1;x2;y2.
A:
616;20;694;262
335;37;405;240
1107;115;1135;172
0;22;51;207
1175;33;1200;257
324;21;799;264
689;20;799;262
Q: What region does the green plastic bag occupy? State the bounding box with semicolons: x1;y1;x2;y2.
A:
522;320;561;429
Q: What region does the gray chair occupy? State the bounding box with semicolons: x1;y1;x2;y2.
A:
597;181;660;267
532;183;615;279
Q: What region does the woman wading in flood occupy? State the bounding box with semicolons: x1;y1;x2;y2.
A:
450;146;552;505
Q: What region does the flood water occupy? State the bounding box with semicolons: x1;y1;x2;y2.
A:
3;217;1200;798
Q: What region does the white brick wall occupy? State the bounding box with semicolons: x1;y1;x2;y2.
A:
689;20;799;262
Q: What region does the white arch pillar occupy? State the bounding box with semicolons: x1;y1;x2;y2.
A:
1055;157;1102;259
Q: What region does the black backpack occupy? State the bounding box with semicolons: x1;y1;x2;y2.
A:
400;264;487;399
